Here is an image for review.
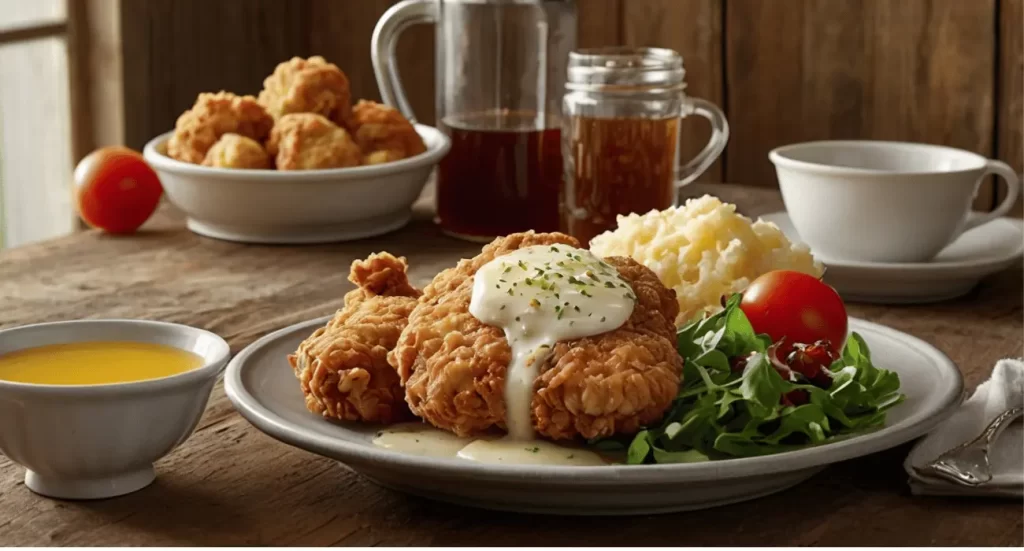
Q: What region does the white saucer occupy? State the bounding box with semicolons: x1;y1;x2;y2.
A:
225;315;962;515
762;211;1023;304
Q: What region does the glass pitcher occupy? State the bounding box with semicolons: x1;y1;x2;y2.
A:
373;0;577;241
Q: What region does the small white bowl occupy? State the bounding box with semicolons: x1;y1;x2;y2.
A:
143;124;451;244
769;140;1021;263
0;320;230;500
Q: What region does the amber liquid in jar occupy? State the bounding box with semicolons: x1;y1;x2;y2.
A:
437;111;563;240
561;116;680;244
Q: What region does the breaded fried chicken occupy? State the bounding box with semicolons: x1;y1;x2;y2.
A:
202;133;272;169
289;253;422;424
258;56;352;126
348;100;426;165
390;232;682;441
267;113;362;170
167;92;274;165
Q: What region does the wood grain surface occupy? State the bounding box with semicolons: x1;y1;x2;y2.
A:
998;0;1023;216
725;0;998;204
0;185;1020;546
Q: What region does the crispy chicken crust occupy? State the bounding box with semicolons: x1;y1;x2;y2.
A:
348;100;426;165
267;113;362;170
258;56;352;126
390;232;682;440
202;133;271;169
289;253;422;424
167;92;274;165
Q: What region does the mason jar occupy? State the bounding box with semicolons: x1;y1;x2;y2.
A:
560;47;729;244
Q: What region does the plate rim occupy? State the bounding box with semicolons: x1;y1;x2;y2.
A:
224;315;964;485
760;210;1024;272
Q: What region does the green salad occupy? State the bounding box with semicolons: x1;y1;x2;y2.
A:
594;294;905;463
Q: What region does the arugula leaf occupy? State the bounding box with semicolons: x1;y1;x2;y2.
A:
627;430;653;464
738;353;788;418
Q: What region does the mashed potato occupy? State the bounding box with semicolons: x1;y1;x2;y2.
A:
590;195;823;325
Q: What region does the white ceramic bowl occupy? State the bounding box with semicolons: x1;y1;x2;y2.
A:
0;320;230;499
769;140;1021;263
143;124;451;244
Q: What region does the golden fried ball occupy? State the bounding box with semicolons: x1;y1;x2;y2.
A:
258;56;352;126
167;91;274;165
348;100;426;164
268;113;362;170
202;133;272;169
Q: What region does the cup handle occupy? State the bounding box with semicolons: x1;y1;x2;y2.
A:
371;0;437;122
677;97;730;187
963;160;1021;233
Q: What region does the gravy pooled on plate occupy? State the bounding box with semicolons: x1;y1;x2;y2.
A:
0;341;203;385
469;244;635;439
373;423;607;466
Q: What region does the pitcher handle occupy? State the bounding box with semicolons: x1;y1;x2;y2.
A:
677;97;730;187
371;0;437;123
962;160;1021;233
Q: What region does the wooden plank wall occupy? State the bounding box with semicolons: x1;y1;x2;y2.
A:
117;0;1022;207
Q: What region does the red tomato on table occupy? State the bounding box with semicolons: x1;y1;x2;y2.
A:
740;270;848;355
74;147;163;234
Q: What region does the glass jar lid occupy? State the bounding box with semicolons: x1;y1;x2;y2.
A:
566;47;686;92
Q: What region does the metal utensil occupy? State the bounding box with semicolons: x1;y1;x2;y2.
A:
915;406;1023;486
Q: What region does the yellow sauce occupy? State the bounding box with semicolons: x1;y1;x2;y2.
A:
0;341;204;385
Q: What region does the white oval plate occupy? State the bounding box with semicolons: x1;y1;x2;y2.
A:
762;211;1023;304
225;316;963;515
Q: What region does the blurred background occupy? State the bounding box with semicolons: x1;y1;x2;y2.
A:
0;0;1020;248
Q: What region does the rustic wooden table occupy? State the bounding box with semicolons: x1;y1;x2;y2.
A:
0;184;1021;546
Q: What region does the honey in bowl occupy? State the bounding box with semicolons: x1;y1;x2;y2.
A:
0;341;204;385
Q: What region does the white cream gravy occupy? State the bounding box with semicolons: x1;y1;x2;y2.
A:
373;423;607;466
468;244;635;440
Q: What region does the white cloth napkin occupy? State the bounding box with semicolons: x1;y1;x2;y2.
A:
905;358;1024;498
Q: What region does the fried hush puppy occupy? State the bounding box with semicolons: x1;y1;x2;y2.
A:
202;133;271;169
167;91;274;165
267;113;362;170
348;100;427;164
289;253;422;424
258;56;352;126
390;232;682;441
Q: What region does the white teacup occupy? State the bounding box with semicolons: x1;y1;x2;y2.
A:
770;140;1021;263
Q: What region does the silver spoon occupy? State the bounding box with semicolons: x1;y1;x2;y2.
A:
914;406;1023;487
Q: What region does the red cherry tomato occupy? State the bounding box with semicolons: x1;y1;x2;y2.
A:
74;147;163;234
740;270;848;355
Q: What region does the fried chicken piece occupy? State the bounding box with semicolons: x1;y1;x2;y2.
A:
258;56;352;126
267;113;362;170
167;92;274;165
289;253;422;424
348;100;426;164
390;232;682;441
202;133;272;169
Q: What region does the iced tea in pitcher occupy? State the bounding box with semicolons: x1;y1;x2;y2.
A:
373;0;577;240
